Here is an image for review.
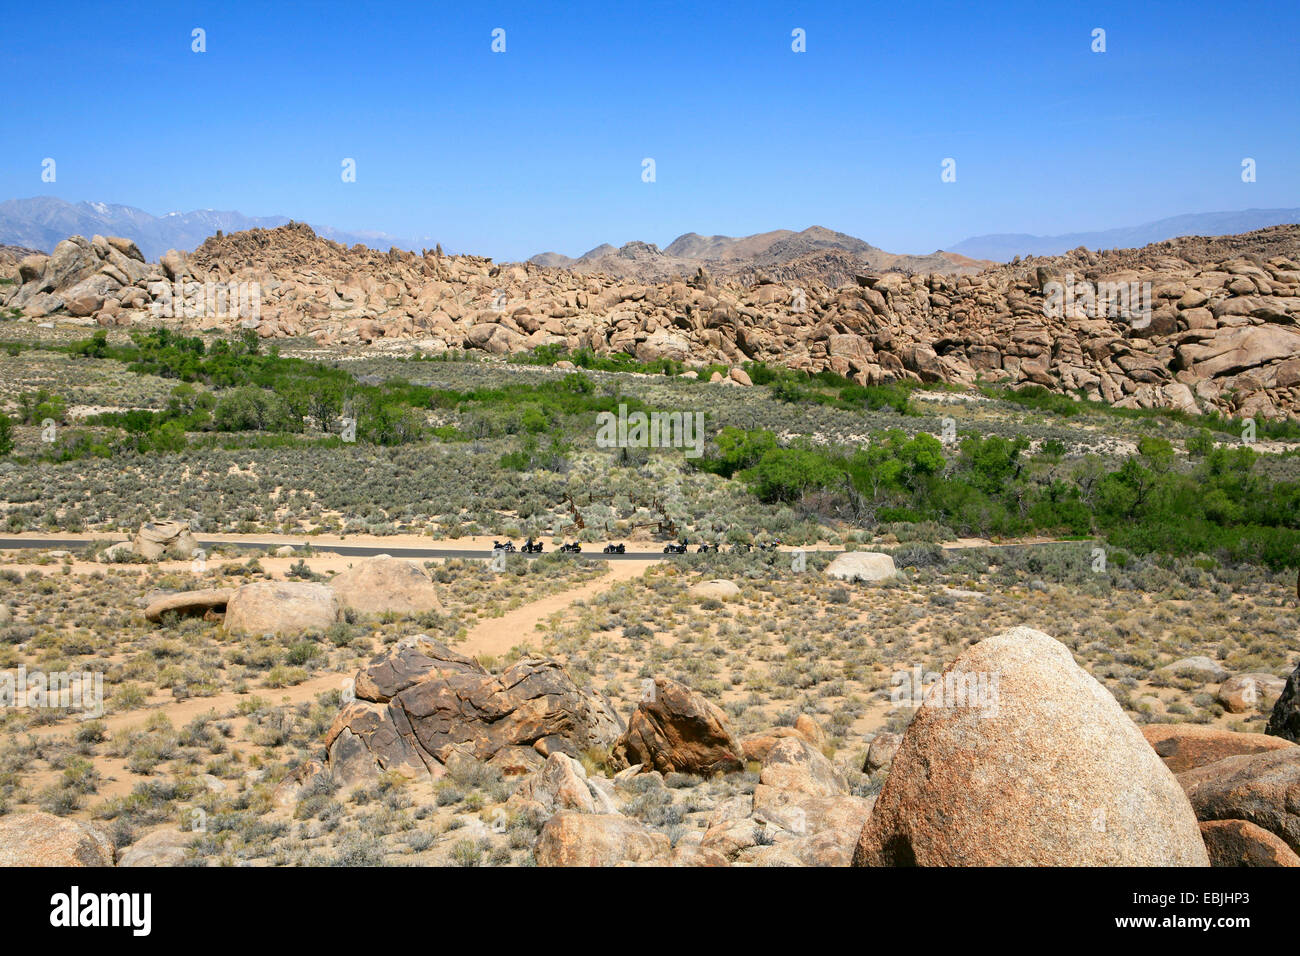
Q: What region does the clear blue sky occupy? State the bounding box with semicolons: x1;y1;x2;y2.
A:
7;0;1297;259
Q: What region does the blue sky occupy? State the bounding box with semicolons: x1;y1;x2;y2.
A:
6;0;1298;259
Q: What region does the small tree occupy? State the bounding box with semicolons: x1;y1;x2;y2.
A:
0;413;12;456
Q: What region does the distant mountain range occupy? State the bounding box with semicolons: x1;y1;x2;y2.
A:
5;197;1297;276
948;208;1300;261
0;197;435;262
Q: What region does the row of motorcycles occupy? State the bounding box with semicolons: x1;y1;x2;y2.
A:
492;538;782;555
493;539;545;553
662;540;781;554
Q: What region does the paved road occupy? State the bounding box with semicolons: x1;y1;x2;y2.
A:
0;536;1090;561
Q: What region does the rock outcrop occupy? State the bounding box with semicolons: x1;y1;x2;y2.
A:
7;222;1300;419
324;636;623;785
853;627;1209;866
612;677;745;776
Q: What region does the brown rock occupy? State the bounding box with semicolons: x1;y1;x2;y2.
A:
1142;724;1296;773
1218;673;1287;714
1199;820;1300;867
1178;749;1300;853
612;677;745;775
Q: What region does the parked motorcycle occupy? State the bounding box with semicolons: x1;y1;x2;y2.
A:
696;543;717;553
521;538;544;553
603;543;626;554
559;542;582;553
662;542;688;554
492;540;517;553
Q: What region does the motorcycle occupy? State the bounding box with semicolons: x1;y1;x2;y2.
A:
559;542;582;553
758;540;781;552
521;539;544;553
732;543;751;554
603;543;626;554
662;542;688;554
492;540;517;553
696;543;717;553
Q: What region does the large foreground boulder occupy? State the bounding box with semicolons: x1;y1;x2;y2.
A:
224;581;342;636
324;637;623;783
825;551;896;583
853;627;1208;866
612;677;745;775
329;555;443;617
1177;749;1300;853
132;520;198;561
1141;724;1296;774
0;812;114;866
1266;661;1300;743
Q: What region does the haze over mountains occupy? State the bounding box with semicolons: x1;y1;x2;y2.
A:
949;208;1300;261
0;197;432;262
3;198;1298;282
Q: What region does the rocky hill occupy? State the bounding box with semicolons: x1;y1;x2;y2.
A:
527;225;989;283
4;222;1300;421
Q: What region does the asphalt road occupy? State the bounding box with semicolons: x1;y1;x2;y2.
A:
0;537;1088;561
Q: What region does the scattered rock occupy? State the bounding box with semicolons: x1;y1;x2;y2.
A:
688;579;740;601
534;812;671;867
329;555;443;617
0;812;114;866
1218;673;1287;713
223;581;342;636
144;587;235;623
1160;656;1230;683
825;551;897;583
117;828;196;867
864;731;902;774
132;520;198;561
757;736;846;797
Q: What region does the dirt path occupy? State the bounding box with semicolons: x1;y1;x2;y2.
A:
458;560;655;658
